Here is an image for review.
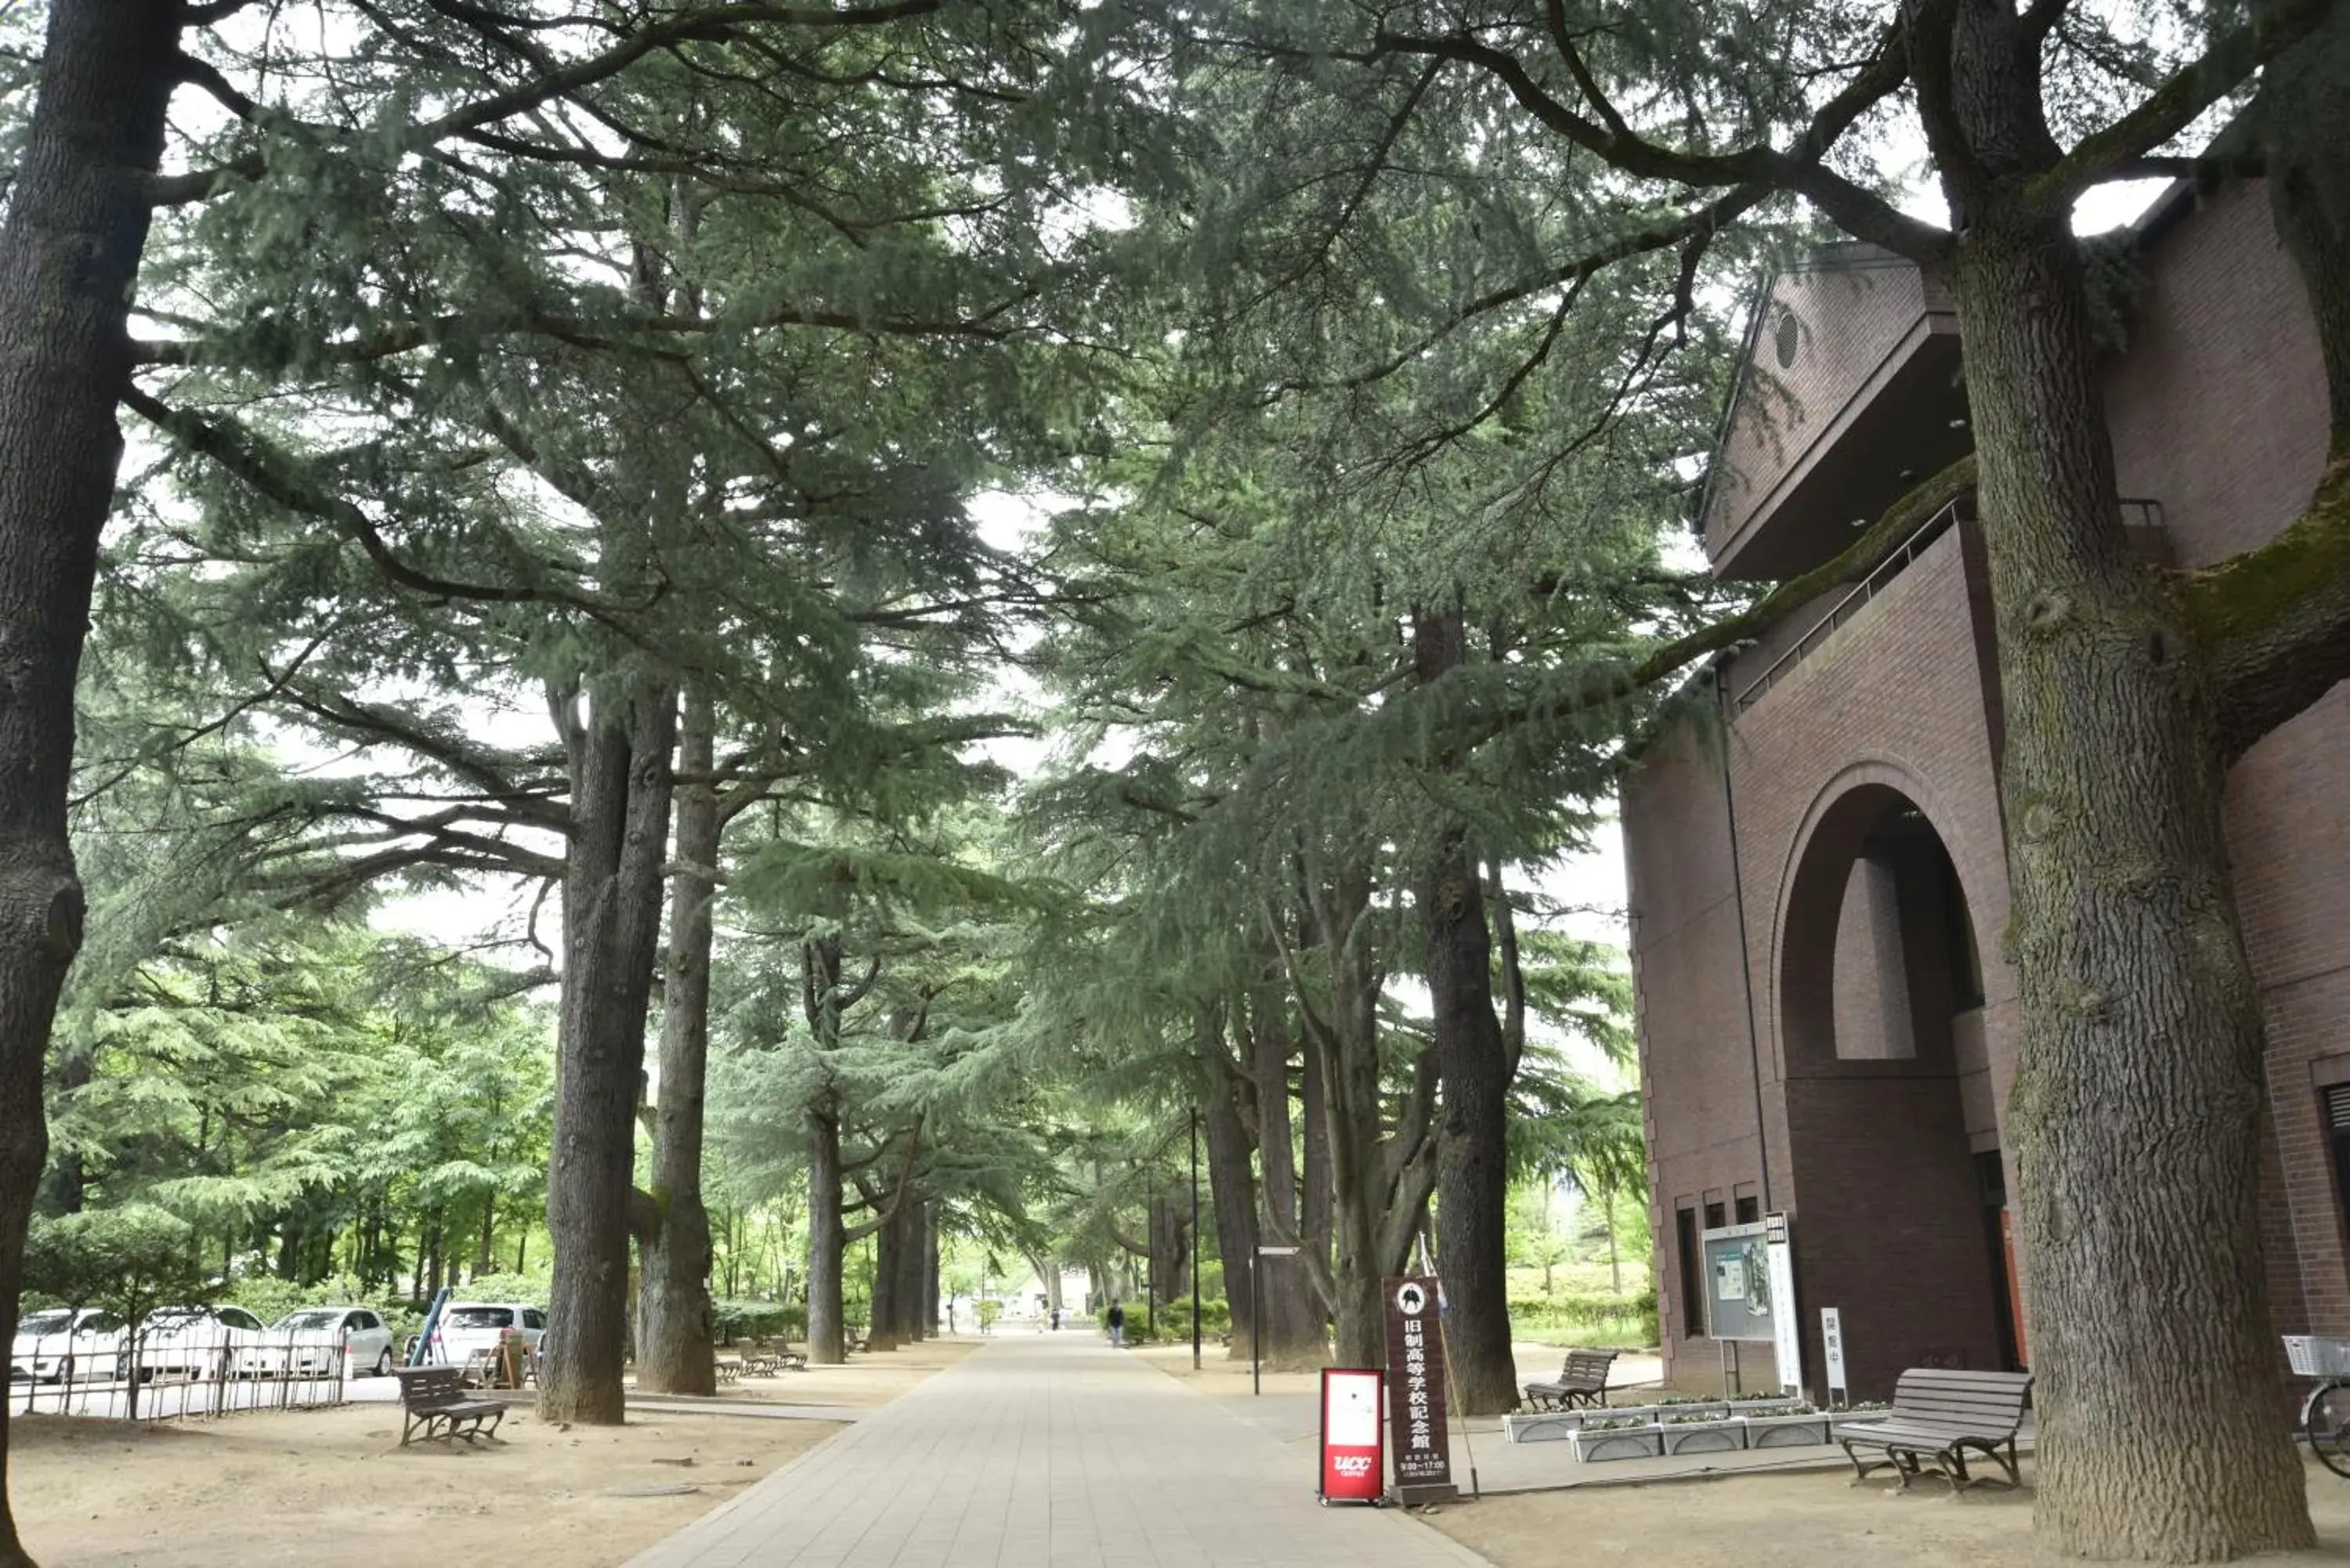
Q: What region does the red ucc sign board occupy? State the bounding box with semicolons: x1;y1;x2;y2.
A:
1383;1275;1456;1501
1318;1367;1384;1504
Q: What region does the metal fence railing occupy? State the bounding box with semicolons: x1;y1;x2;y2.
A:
13;1328;349;1422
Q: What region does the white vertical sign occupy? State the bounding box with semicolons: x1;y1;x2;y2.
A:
1764;1212;1802;1394
1820;1306;1849;1407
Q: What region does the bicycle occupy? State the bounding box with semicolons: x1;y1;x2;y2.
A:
2286;1336;2350;1478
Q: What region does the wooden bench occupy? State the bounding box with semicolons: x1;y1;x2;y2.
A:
714;1357;744;1383
1835;1368;2033;1491
1523;1349;1618;1411
393;1366;506;1446
743;1349;808;1376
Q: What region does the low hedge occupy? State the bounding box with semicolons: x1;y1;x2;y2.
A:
714;1299;807;1342
1507;1290;1657;1330
1097;1298;1232;1344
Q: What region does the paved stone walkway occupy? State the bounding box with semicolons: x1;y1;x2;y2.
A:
626;1334;1494;1568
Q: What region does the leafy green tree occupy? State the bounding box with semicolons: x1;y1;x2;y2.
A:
1138;0;2350;1549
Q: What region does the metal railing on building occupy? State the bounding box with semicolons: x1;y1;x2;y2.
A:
1731;494;2165;714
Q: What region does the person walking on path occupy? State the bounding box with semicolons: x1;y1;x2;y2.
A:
1107;1302;1126;1347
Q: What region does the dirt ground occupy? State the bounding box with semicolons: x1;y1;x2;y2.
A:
9;1339;973;1568
1425;1463;2350;1567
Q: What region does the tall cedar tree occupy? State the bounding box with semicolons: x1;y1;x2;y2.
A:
1155;0;2350;1554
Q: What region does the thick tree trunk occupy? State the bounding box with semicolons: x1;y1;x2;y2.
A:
899;1198;928;1342
540;684;677;1425
872;1188;925;1349
1249;995;1325;1367
1196;1015;1260;1351
923;1203;940;1339
1604;1184;1622;1297
1148;1194;1190;1308
0;7;178;1563
805;1099;847;1364
1314;901;1386;1371
636;691;719;1396
1415;607;1519;1415
1300;1012;1335;1284
1296;871;1438;1372
870;1196;900;1352
1955;216;2310;1557
1423;829;1518;1414
1321;1025;1384;1367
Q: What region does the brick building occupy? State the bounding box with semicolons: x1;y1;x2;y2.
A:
1622;177;2344;1401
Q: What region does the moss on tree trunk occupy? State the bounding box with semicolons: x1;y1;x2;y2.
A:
1957;215;2311;1560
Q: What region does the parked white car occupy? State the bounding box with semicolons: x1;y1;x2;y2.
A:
245;1306;398;1379
428;1302;546;1368
121;1306;269;1381
10;1308;125;1383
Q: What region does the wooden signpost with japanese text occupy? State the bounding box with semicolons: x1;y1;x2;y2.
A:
1382;1275;1458;1505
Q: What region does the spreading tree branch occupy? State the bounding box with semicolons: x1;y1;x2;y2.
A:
122;387;548;606
150;0;947;205
2187;453;2350;761
2023;0;2334;213
1365;18;1948;259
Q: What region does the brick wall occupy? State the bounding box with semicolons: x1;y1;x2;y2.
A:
1624;717;1774;1379
1628;526;2023;1396
2105;178;2345;1335
1704;253;1947;560
1727;527;2018;1396
1630;175;2343;1398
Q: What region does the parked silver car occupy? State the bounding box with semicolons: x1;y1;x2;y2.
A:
244;1307;398;1378
427;1302;546;1369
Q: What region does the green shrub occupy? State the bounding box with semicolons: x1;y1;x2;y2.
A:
713;1299;806;1342
1508;1290;1659;1349
22;1206;203;1322
1095;1298;1231;1345
445;1270;552;1308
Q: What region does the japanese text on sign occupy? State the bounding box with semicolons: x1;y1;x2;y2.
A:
1383;1275;1453;1493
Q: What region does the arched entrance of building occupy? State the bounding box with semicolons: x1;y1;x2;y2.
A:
1773;780;2020;1397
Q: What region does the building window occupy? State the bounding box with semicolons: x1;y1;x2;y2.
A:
1734;1194;1761;1226
1774;309;1801;370
2326;1087;2350;1241
1676;1207;1704;1339
1704;1200;1726;1230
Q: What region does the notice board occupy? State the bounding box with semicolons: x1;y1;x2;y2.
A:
1700;1220;1777;1343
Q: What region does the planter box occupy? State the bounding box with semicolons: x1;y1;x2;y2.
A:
1571;1424;1665;1462
1661;1419;1745;1455
1502;1411;1589;1443
1726;1397;1804;1417
1737;1412;1833;1449
1650;1400;1730;1421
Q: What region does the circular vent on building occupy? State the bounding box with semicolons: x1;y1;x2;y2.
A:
1774;309;1801;369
